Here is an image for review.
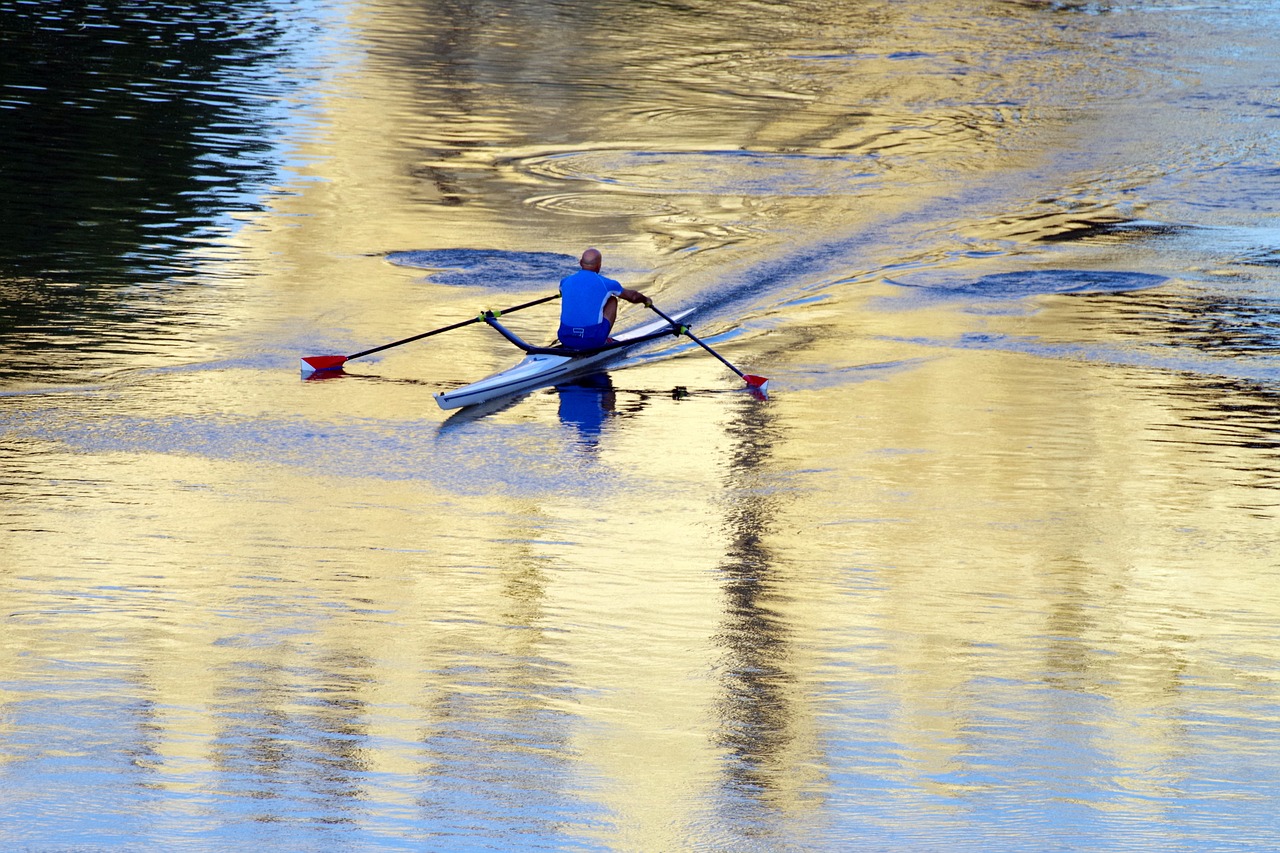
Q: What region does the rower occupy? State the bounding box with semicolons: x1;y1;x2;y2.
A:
557;248;651;350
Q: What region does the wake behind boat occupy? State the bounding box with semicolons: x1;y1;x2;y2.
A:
433;309;692;410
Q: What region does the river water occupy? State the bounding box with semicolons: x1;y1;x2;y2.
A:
3;1;1279;850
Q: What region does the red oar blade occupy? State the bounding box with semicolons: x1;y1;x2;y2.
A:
300;355;348;378
743;374;769;392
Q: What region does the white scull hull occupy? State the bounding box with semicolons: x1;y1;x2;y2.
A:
434;311;689;410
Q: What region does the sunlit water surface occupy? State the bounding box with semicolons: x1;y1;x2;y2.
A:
3;0;1280;850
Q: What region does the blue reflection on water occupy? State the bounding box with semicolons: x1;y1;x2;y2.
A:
885;269;1168;300
387;249;576;288
555;374;616;450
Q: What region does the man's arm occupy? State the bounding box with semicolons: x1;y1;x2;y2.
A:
619;287;651;306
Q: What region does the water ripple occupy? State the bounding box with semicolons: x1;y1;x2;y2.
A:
518;148;881;197
524;191;680;218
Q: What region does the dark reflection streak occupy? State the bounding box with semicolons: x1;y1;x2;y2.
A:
125;694;165;788
1080;280;1280;360
1041;558;1100;696
211;651;373;824
1071;287;1280;500
713;392;806;818
0;0;297;283
1155;379;1280;501
412;545;577;843
362;1;486;207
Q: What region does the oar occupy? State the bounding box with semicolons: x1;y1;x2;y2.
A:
301;293;560;377
647;302;768;391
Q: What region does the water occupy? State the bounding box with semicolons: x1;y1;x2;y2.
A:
3;0;1280;850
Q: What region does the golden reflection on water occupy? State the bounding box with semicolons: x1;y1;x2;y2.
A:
4;0;1280;849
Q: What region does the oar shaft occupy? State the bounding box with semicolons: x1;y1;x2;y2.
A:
648;303;747;380
346;293;559;360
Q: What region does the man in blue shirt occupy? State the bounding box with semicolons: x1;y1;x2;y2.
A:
557;248;651;350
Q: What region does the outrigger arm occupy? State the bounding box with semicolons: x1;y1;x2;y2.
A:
480;312;681;356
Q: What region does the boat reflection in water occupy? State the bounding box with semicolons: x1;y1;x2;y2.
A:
436;370;672;444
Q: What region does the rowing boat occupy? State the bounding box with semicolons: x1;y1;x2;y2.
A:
434;309;691;410
301;294;764;404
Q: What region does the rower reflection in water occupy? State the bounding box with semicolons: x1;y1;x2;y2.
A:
555;373;618;451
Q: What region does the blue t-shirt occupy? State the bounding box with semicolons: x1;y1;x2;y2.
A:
559;269;623;327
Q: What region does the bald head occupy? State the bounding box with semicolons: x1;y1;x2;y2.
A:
579;248;602;272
